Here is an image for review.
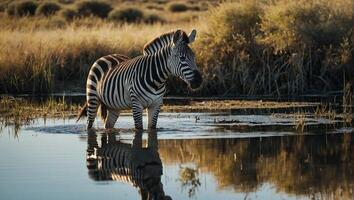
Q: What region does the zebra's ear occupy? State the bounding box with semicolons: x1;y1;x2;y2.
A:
172;29;183;45
188;29;197;43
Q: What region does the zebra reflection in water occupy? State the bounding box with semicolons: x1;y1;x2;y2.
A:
86;130;171;200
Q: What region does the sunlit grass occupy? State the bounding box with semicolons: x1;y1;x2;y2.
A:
0;0;352;96
0;20;196;93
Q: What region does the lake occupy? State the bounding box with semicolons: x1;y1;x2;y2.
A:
0;112;353;200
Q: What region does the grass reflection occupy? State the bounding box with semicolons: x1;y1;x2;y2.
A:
159;133;354;199
179;166;201;198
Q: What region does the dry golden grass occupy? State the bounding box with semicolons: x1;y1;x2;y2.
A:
196;0;353;96
161;100;319;112
0;18;197;93
0;0;352;96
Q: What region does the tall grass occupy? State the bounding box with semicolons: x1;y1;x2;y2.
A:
0;19;193;93
0;0;352;96
195;0;353;96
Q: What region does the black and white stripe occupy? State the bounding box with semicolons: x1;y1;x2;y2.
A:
85;54;130;129
86;131;171;200
85;29;202;130
143;31;175;55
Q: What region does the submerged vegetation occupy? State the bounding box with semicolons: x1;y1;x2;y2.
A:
0;96;79;130
0;0;353;97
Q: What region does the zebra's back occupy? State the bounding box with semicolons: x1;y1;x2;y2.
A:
98;55;166;109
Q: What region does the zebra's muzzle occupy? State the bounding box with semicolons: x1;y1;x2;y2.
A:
190;70;203;89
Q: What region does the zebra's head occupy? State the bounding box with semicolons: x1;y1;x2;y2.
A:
169;29;203;90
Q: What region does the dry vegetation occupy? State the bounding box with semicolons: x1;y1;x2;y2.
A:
0;21;194;93
0;0;353;97
0;96;79;133
0;96;334;130
161;99;320;113
197;0;353;96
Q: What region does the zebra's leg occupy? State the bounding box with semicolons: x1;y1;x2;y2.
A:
86;95;99;129
131;99;144;131
104;109;120;129
147;98;162;130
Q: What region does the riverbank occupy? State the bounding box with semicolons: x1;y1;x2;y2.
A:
1;96;352;131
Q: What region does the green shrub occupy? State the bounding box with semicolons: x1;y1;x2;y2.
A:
260;0;354;52
59;8;78;21
76;1;112;18
7;1;38;17
168;3;188;12
144;13;164;24
197;1;262;65
36;2;61;16
196;0;353;96
108;8;144;23
195;1;263;95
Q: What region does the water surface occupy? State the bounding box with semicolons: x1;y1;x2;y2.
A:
0;113;353;200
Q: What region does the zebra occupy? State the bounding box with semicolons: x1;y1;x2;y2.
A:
77;29;203;130
142;30;175;55
86;130;171;200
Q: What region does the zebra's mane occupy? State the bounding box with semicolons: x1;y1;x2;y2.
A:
143;30;191;55
142;31;176;55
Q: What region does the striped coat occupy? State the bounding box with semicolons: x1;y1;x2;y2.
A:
78;29;202;130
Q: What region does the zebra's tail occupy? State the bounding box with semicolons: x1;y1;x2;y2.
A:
76;102;108;122
76;102;88;122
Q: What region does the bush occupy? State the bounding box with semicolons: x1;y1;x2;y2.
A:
76;1;112;18
59;8;78;21
144;13;164;24
195;1;263;95
36;2;61;16
7;1;38;17
108;8;144;23
260;0;354;52
197;1;262;65
169;3;188;12
195;0;353;96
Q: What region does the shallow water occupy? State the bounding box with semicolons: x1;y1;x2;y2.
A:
0;113;353;200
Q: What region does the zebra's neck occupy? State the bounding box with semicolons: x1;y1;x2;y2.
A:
147;45;173;87
143;31;174;55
